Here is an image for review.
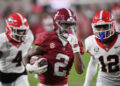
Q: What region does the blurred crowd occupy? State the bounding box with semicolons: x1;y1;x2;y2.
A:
0;0;120;40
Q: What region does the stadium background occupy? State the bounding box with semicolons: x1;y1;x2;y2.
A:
0;0;120;86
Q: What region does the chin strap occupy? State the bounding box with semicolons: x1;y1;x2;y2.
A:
99;32;105;41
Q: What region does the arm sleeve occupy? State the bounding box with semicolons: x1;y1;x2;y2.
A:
83;56;98;86
34;32;48;46
85;37;93;56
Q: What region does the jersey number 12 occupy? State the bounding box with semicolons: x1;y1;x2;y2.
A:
99;55;119;73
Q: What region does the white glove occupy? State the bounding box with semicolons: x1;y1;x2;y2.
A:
26;58;48;74
67;34;80;53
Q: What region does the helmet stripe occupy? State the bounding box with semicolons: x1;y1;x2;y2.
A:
66;8;72;17
16;13;24;25
100;10;103;20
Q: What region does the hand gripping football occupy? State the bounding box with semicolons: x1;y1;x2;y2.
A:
30;56;48;67
27;56;48;74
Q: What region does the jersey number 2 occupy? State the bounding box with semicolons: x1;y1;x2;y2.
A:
12;51;22;67
54;53;69;76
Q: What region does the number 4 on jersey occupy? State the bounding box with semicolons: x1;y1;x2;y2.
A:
12;51;22;67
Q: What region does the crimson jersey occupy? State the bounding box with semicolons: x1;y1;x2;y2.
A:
34;31;84;85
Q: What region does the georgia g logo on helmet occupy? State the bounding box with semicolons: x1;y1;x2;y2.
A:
6;13;29;42
8;17;14;23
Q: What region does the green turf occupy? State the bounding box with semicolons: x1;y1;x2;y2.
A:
28;53;98;86
28;73;39;86
68;53;98;86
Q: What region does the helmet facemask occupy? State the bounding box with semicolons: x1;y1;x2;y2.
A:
55;20;77;39
8;25;28;42
92;23;115;41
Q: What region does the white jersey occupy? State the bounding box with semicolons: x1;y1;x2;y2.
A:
0;30;34;73
85;35;120;85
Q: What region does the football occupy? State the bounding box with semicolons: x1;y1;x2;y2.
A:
30;56;48;67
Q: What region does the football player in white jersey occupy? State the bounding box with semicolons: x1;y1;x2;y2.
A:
0;13;34;86
83;10;120;86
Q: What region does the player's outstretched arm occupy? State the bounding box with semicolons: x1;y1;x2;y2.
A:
24;45;44;64
23;45;48;74
83;56;98;86
74;52;85;74
67;34;85;74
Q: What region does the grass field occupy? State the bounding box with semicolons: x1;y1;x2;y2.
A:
28;53;98;86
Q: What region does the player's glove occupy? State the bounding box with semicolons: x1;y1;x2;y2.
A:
26;58;48;74
67;34;80;53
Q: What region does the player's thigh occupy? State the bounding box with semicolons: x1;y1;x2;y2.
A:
14;75;29;86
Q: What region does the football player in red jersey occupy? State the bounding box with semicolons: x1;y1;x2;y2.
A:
25;8;85;86
83;10;120;86
0;13;34;86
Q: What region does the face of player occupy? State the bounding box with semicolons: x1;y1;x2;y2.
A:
16;30;27;35
60;23;76;39
95;24;113;41
95;24;109;32
13;29;27;42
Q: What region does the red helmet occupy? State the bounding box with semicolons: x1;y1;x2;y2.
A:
92;10;116;41
6;13;29;42
53;8;77;38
